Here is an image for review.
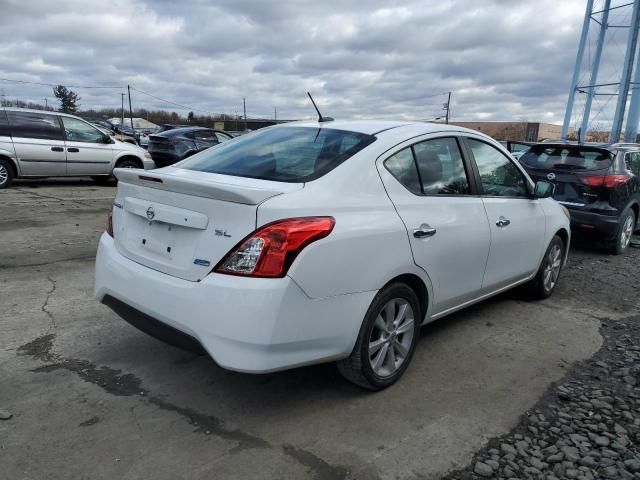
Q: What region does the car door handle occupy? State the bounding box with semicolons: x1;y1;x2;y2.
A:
67;148;79;153
496;217;511;227
413;225;437;238
51;147;64;152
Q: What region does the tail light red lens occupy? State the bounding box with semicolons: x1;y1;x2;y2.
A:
580;174;630;188
214;217;335;278
106;211;114;237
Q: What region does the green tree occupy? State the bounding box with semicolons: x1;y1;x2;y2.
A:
53;85;80;113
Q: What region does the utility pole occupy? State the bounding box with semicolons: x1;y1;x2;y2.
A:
43;98;48;110
625;35;640;142
274;106;277;121
127;85;134;130
445;92;451;124
121;93;125;125
243;97;247;131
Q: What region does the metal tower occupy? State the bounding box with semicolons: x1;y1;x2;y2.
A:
562;0;640;143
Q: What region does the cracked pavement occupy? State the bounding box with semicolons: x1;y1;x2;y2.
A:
0;179;635;480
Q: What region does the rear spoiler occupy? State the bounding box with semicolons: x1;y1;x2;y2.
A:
114;168;301;205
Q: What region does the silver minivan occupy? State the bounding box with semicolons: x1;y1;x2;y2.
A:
0;108;155;188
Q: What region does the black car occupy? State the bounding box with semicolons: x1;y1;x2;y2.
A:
147;127;233;167
518;142;640;254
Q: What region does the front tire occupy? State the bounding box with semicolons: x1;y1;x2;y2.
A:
337;283;421;390
0;158;15;189
606;209;635;255
524;235;564;300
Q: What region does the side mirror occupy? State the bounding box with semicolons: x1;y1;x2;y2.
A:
534;180;555;199
103;135;114;144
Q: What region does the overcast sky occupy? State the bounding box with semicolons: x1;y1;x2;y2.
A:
0;0;634;127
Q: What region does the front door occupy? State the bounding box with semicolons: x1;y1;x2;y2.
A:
463;137;546;291
5;110;66;176
377;135;491;314
61;116;114;175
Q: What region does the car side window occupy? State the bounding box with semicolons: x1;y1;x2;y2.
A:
467;138;528;197
215;132;232;143
5;111;64;140
194;130;218;142
625;152;640;176
413;137;470;194
61;117;105;143
384;147;421;195
0;110;10;137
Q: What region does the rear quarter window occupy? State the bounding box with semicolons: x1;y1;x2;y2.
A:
180;126;375;182
5;111;64;140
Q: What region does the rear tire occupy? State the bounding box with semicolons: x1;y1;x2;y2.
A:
524;235;565;300
606;209;635;255
116;159;140;169
0;158;15;189
337;282;421;390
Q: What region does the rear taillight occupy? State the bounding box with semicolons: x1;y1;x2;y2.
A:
106;211;114;237
580;174;630;188
214;217;335;278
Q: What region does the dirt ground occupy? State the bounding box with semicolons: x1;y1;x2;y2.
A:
0;179;637;480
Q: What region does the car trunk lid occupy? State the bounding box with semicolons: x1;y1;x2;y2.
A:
112;167;303;281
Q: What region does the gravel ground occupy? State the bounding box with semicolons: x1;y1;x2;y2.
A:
444;243;640;480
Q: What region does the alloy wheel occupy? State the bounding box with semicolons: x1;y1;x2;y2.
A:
543;244;562;292
368;298;415;377
620;215;634;251
0;164;7;185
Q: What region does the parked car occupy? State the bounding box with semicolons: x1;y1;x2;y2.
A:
147;126;233;167
0;107;155;188
95;120;570;390
91;123;138;145
156;124;192;133
134;127;158;148
518;142;640;254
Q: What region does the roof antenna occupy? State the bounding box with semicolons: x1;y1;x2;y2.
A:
307;92;334;122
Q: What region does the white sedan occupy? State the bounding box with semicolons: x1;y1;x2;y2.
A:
95;120;570;390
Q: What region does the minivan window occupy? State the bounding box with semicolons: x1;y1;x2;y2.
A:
520;145;613;172
6;111;64;140
181;126;375;182
0;110;10;137
62;116;106;143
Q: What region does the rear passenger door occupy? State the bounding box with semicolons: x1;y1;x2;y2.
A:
377;135;491;314
5;110;66;176
463;137;546;291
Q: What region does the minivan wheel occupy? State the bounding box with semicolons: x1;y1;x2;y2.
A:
524;235;564;300
0;159;14;189
337;282;420;390
607;210;635;255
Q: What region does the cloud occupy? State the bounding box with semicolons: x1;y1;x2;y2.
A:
0;0;633;129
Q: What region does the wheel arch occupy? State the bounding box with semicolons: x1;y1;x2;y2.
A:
114;155;143;169
0;154;19;177
381;273;429;324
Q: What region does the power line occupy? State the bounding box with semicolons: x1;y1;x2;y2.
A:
129;86;217;115
0;77;123;89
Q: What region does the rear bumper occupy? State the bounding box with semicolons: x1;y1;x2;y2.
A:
148;151;181;168
94;234;375;373
568;209;620;237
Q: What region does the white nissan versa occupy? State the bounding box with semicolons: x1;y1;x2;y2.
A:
95;120;570;390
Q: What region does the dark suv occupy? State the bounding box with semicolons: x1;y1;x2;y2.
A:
518;142;640;254
147;127;233;168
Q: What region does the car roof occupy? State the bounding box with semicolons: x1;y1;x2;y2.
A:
274;120;483;137
1;106;87;120
153;126;210;136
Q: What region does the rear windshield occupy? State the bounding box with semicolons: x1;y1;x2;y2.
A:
520;145;613;171
179;126;376;182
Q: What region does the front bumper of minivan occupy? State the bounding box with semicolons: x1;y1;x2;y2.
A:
94;233;374;373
